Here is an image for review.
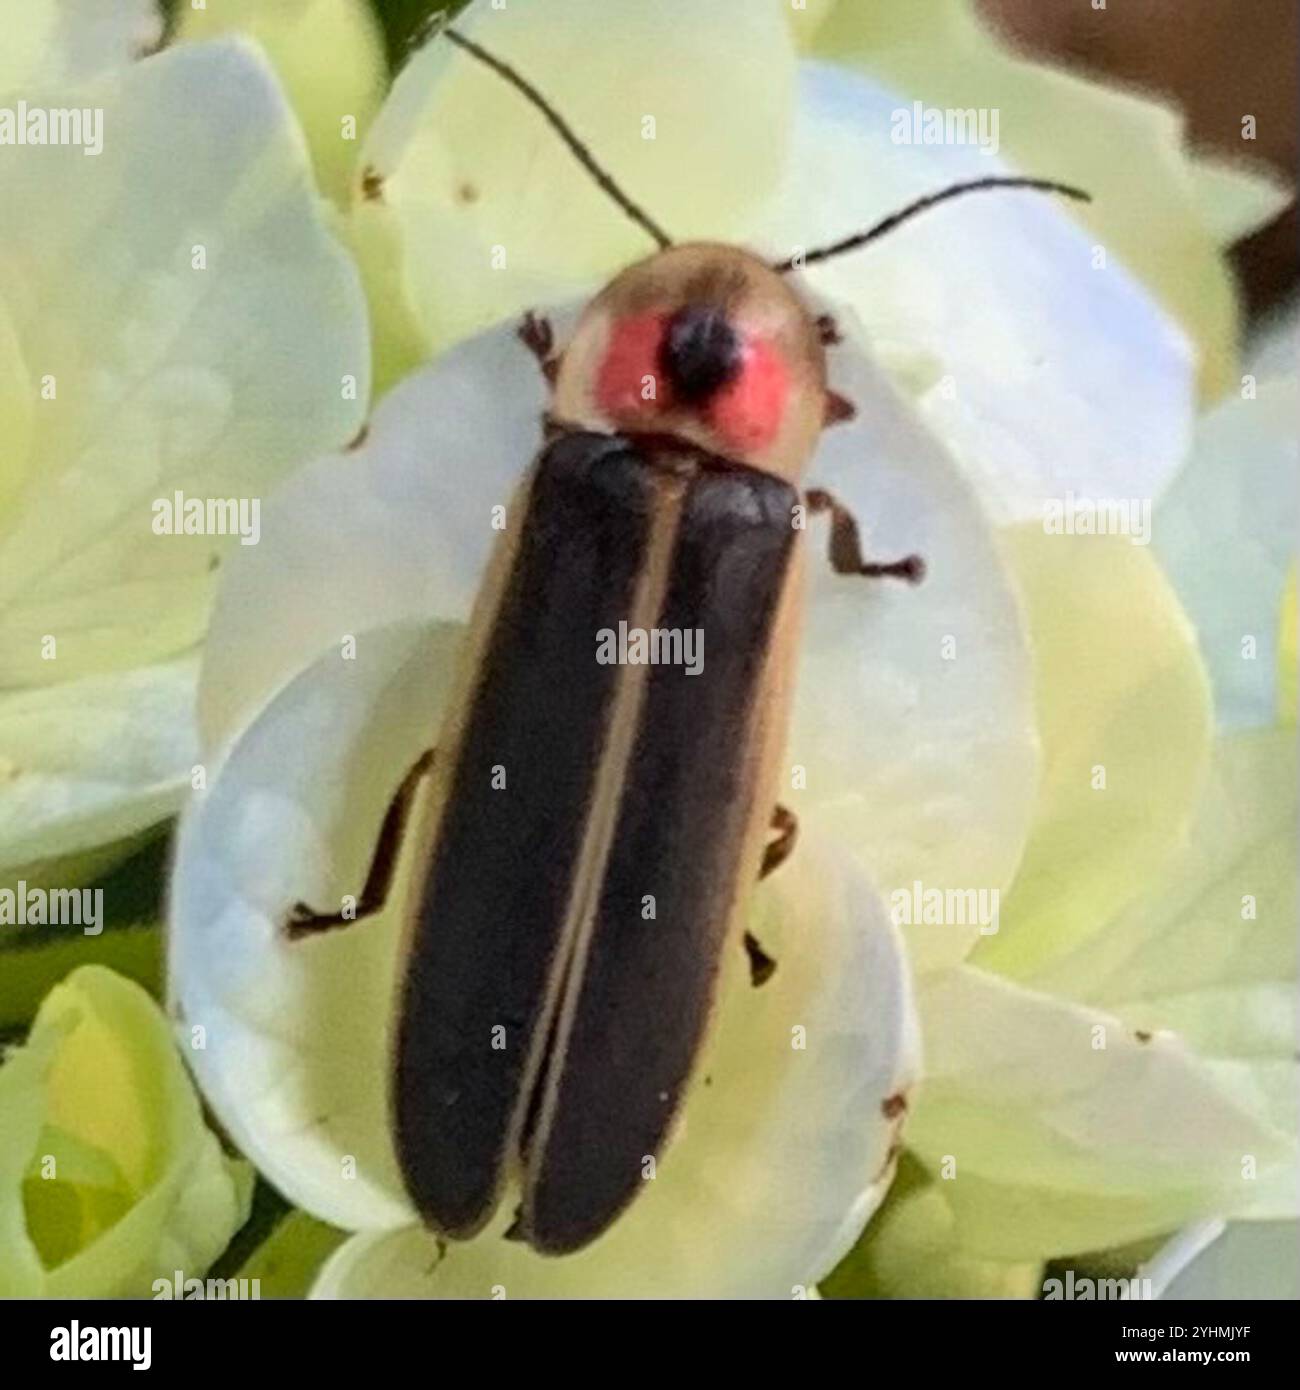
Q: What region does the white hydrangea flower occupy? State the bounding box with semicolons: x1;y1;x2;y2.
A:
166;0;1289;1297
0;30;370;891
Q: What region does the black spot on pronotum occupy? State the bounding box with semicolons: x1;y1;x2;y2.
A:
742;930;777;988
660;305;742;406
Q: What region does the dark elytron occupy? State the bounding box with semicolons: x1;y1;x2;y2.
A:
394;432;797;1252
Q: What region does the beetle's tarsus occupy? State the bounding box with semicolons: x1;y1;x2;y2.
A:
805;487;925;584
285;900;353;939
815;312;842;347
823;390;856;427
760;803;798;880
284;748;436;938
742;931;777;988
861;553;926;582
518;310;560;386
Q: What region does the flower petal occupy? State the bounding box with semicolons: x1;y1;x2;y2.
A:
791;313;1038;970
1014;730;1297;1214
1154;375;1298;731
171;623;441;1231
907;965;1288;1260
972;527;1212;978
811;0;1246;400
0;39;369;688
0;291;34;523
785;0;839;50
0;0;160;89
352;0;796;353
1184;158;1293;251
822;1152;1043;1299
1;966;251;1297
176;0;387;206
0;657;196;884
749;62;1194;523
1153;1220;1300;1300
1280;568;1297;726
0;1017;54;1295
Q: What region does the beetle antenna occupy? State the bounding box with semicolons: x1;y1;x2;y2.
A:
774;176;1091;273
443;26;674;252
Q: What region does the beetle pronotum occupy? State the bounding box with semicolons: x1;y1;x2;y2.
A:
289;25;1089;1255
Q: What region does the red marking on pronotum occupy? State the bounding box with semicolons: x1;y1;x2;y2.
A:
596;312;668;417
708;336;789;455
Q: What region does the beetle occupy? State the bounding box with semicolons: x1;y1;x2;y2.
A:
288;25;1089;1255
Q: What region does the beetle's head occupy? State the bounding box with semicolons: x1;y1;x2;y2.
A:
553;244;828;483
439;28;1087;484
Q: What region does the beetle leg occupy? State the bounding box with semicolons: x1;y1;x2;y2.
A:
805;488;926;583
742;806;798;987
742;931;778;988
823;390;857;427
286;748;436;938
518;310;561;386
760;802;798;880
815;312;842;347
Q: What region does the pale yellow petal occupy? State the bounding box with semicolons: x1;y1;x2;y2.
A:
353;0;795;352
177;0;387;205
908;966;1287;1260
973;527;1212;978
812;0;1245;398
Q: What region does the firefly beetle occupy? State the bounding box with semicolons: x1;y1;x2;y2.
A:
288;25;1089;1255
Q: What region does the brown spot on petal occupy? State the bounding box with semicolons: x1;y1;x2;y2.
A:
870;1088;914;1183
1135;1029;1153;1043
360;166;385;202
815;313;843;347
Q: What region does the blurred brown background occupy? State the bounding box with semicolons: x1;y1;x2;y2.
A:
978;0;1298;322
